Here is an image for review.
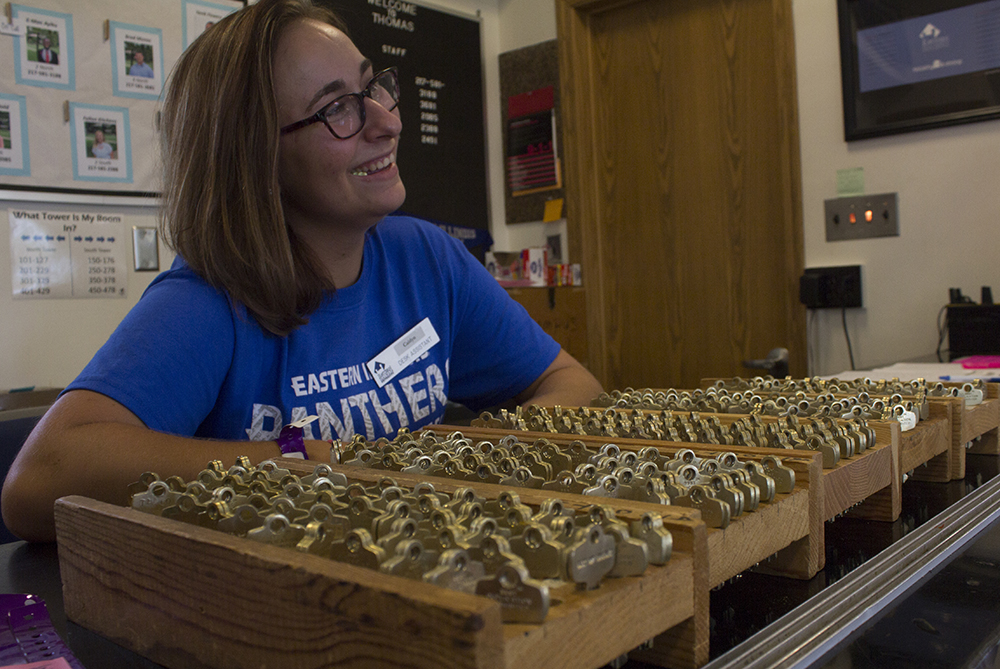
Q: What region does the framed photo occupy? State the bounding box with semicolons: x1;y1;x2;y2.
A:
110;22;164;100
182;0;239;49
70;103;132;183
0;93;30;176
839;0;1000;140
12;5;75;90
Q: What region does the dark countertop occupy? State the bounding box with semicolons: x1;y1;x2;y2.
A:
1;454;998;668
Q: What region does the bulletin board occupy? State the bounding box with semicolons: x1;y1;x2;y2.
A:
1;0;490;239
499;39;564;225
0;0;244;197
320;0;489;234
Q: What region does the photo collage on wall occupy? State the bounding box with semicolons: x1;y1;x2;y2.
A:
6;0;239;185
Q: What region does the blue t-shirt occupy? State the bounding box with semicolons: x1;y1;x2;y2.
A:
66;216;560;442
128;62;154;78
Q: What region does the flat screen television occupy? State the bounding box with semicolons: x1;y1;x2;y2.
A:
838;0;1000;140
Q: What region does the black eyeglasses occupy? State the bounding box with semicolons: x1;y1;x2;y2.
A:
280;67;399;139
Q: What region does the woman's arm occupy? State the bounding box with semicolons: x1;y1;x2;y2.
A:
514;349;603;409
1;389;328;543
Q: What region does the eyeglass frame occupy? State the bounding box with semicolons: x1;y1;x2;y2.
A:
279;67;400;139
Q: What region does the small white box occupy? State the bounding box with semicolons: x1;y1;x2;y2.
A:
524;248;548;286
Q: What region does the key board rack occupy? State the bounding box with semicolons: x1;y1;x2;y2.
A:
466;404;899;524
694;378;1000;481
578;378;995;507
54;460;711;669
50;379;1000;669
943;381;1000;458
424;424;826;583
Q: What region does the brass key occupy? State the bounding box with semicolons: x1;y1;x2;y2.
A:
422;549;485;594
630;514;672;565
380;539;433;580
329;529;386;570
673;484;731;529
564;524;616;589
603;524;649;577
476;563;550;624
509;524;565;580
246;513;306;548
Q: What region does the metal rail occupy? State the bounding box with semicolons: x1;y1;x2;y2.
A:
704;473;1000;669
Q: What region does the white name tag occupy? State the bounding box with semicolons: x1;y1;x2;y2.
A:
366;317;440;388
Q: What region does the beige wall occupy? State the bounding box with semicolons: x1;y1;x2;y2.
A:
794;1;1000;375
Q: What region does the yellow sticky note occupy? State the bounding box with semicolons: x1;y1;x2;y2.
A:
543;198;564;222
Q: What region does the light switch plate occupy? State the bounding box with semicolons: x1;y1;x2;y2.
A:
132;226;159;271
824;192;898;241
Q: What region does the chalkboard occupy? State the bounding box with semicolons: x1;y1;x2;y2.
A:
319;0;489;233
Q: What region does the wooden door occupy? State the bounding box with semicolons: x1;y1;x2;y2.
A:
557;0;806;390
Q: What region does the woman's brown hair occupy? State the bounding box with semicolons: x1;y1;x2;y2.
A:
159;0;347;336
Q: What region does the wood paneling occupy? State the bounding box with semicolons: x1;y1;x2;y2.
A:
557;0;806;390
506;287;589;368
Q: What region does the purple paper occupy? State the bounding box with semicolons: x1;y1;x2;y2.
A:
0;595;84;669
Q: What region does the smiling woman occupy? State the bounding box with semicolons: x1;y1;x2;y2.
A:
0;0;603;543
273;18;407;282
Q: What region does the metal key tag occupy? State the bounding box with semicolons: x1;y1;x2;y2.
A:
630;514;673;565
423;549;486;593
296;520;342;557
565;524;616;590
673;485;731;529
246;513;306;548
475;563;550;624
960;382;984;407
216;503;266;536
603;524;649;577
759;456;795;494
329;529;386;570
131;480;179;515
379;539;431;580
161;494;214;528
509;524;565;580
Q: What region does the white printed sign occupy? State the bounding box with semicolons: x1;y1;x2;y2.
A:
10;210;128;299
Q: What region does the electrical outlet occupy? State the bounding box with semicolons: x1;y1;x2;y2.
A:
799;265;862;309
824;193;898;241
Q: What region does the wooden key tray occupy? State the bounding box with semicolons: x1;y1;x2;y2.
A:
55;460;711;669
